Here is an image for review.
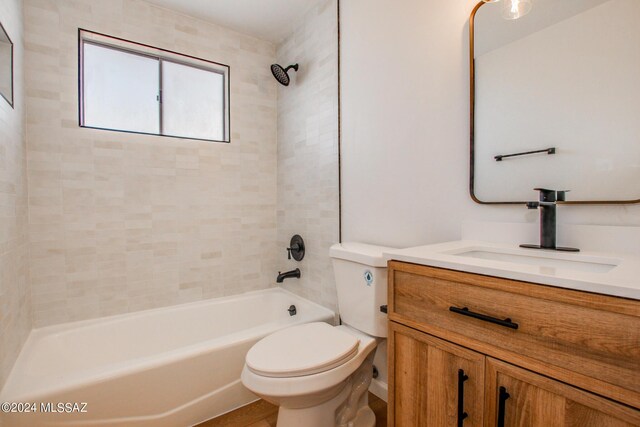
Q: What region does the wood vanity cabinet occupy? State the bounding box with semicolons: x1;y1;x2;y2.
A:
391;323;485;426
387;261;640;427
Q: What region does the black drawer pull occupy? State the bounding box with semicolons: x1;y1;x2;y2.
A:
457;369;469;426
497;386;510;427
449;306;519;330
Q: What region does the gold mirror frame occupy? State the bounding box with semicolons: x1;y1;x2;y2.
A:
468;1;640;205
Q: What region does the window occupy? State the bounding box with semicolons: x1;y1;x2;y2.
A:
79;29;230;142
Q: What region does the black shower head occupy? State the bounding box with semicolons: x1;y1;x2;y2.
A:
271;63;299;86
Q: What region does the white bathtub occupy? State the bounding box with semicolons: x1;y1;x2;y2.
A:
0;288;335;427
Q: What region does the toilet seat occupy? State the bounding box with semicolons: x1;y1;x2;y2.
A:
242;324;378;402
245;322;360;378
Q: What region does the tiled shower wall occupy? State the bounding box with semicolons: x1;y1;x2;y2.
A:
24;0;279;327
276;0;340;311
0;0;30;388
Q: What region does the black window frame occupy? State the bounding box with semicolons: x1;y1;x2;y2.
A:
78;28;231;144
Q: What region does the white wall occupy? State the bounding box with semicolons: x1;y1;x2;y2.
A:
24;0;279;327
0;0;30;390
276;0;340;312
340;0;640;251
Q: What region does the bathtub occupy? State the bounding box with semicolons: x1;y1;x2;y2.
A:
0;288;335;427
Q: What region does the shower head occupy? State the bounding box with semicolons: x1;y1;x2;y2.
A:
271;63;299;86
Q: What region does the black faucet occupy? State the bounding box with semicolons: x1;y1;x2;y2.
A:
520;188;579;252
277;268;301;283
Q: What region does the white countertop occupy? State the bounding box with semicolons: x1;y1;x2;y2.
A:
384;240;640;300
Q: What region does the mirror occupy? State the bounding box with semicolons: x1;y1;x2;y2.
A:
0;21;13;107
470;0;640;204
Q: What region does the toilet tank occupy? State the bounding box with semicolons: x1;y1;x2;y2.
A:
330;242;395;338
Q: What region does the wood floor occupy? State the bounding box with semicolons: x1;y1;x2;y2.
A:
198;392;387;427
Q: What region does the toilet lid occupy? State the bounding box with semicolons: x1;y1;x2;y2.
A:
246;322;360;378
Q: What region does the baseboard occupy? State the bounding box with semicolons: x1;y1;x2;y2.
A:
369;378;388;402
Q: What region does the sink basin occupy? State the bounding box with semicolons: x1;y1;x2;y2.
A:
383;239;639;300
453;249;619;273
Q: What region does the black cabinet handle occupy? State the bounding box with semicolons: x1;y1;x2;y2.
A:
449;306;519;330
457;369;469;427
497;386;510;427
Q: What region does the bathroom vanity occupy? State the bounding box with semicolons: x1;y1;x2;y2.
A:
384;243;640;426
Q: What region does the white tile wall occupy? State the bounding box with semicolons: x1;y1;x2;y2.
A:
276;0;340;311
24;0;280;327
0;0;30;389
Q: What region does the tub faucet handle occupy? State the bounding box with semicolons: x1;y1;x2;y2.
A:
286;242;300;260
286;235;305;261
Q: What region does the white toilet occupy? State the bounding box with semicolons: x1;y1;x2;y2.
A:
241;242;392;427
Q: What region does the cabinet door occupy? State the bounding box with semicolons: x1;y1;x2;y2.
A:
485;358;640;427
389;322;485;427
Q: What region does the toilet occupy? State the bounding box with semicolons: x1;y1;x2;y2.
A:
241;242;392;427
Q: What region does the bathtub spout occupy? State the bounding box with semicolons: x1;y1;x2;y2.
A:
277;268;301;283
